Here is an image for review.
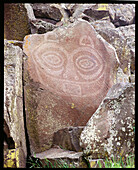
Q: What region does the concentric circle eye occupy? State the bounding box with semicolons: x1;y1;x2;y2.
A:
72;47;106;81
76;55;96;71
41;53;64;69
32;44;67;77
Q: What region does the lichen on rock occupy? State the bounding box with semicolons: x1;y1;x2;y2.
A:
80;82;135;160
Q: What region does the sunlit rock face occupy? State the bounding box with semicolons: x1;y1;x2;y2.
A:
4;40;27;168
80;83;135;160
23;20;119;153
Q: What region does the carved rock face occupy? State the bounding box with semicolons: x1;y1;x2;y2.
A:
24;20;118;112
23;20;119;153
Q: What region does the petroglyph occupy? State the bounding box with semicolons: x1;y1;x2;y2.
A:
23;20;120;153
79;35;94;47
31;44;107;97
23;20;118;106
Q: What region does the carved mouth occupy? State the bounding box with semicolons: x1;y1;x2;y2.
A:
63;83;81;96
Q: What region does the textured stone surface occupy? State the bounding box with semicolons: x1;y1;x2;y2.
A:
4;3;30;41
31;146;87;168
94;23;135;76
84;4;110;21
109;4;135;27
80;82;135;160
29;19;57;34
52;126;84;152
23;20;119;153
4;40;27;168
24;3;58;34
32;3;62;21
92;20;115;30
116;24;135;74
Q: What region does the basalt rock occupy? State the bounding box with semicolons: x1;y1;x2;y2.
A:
32;3;63;21
93;22;135;77
80;82;135;160
23;20;119;153
31;146;87;168
52;126;84;152
24;3;58;34
116;24;135;74
4;3;30;41
84;4;110;21
109;4;135;27
4;40;27;168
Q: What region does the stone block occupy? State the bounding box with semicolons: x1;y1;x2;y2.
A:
4;40;27;167
30;146;87;168
4;3;30;41
52;126;84;152
80;82;135;160
23;20;119;153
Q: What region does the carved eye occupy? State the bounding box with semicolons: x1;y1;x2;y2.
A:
41;53;64;69
76;55;96;71
32;44;67;76
72;47;106;81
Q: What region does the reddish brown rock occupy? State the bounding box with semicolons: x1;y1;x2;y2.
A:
52;126;84;152
23;20;119;153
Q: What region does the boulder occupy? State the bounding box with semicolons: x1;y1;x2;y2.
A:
30;146;105;168
4;40;27;167
23;20;119;153
93;22;135;76
4;40;23;49
83;4;135;27
80;83;135;160
29;19;58;34
4;3;30;41
30;146;87;168
108;4;135;27
24;3;58;34
92;20;116;30
52;126;84;152
84;4;110;21
116;24;135;74
32;3;62;21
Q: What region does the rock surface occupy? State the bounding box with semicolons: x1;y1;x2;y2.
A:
4;3;30;41
31;147;87;168
84;4;110;21
24;3;58;34
52;126;84;152
29;19;57;34
4;40;27;168
93;22;135;76
4;3;135;168
80;82;135;160
109;4;135;27
23;20;119;153
32;3;63;21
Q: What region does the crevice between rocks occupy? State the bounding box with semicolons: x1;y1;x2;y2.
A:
22;53;31;167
